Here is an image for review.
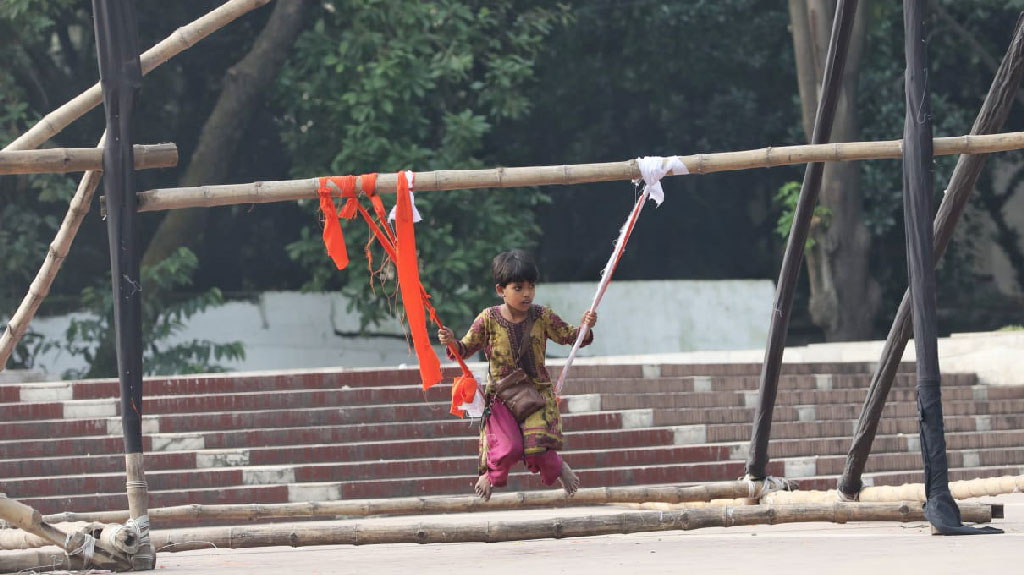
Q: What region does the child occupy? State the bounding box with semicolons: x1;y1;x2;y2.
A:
438;250;597;500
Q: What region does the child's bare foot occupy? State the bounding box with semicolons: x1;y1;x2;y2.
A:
558;461;580;497
474;474;492;501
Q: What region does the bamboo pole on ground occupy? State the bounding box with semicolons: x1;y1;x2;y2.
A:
134;131;1024;212
0;496;130;571
2;0;272;153
0;1;271;371
767;475;1024;504
142;502;994;552
0;143;177;175
0;522;91;550
37;482;782;525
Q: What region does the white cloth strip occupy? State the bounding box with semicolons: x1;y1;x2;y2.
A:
636;155;687;205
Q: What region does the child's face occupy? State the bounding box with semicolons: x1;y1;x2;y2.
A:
496;281;535;313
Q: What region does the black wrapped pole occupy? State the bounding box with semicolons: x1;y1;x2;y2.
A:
900;0;1000;535
92;0;156;566
838;14;1024;498
745;0;860;480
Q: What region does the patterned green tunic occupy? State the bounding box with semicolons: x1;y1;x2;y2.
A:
451;305;594;473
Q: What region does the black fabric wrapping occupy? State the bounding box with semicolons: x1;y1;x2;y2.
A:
901;0;1000;535
838;14;1024;498
92;0;145;454
745;0;860;479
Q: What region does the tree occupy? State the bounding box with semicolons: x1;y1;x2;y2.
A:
275;0;570;330
788;0;880;341
141;0;309;270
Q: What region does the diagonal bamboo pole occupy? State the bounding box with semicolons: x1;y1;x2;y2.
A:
0;139;104;370
747;0;860;481
0;1;273;371
0;143;177;175
2;0;272;153
133;131;1024;212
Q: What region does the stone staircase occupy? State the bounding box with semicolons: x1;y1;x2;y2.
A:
2;362;1024;526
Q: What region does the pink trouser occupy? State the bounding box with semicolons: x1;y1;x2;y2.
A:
487;449;563;487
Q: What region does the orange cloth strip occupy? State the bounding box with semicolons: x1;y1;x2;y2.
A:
394;172;442;390
317;177;349;269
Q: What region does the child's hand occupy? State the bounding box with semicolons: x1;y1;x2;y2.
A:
438;327;455;345
582;310;597;328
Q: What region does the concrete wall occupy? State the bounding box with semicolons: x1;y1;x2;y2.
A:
25;280;775;378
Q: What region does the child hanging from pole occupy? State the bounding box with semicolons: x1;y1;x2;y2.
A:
438;250;597;500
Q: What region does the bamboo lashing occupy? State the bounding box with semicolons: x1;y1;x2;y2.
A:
135;131;1024;212
138;502;994;552
2;0;272;153
0;143;178;175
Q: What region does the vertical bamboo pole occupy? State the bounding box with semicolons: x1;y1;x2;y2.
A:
745;0;861;480
900;0;999;536
92;0;155;567
837;14;1024;498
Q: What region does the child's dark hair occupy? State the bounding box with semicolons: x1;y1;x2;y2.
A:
492;250;539;287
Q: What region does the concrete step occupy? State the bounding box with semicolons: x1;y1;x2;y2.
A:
0;410;630;457
4;382;1011;426
565;372;978;394
0;367;955;404
640;399;1024;426
581;386;1021;412
7;423;1023;484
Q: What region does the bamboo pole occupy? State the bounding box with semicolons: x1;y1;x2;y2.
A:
0;496;130;571
0;521;91;550
0;1;271;370
2;0;272;153
766;475;1024;504
134;131;1024;212
38;482;780;525
0;143;177;175
143;502;994;552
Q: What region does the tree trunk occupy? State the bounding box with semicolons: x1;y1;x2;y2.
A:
140;0;308;269
790;0;880;341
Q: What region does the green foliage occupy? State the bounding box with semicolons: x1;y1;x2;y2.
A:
997;324;1024;331
772;180;832;251
275;0;569;330
55;248;245;378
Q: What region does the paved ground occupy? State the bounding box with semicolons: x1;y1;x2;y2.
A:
143;493;1024;575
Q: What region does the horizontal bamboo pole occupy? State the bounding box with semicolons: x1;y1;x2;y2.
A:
0;143;178;175
3;0;272;152
764;474;1024;504
135;131;1024;212
39;482;776;525
146;502;994;552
